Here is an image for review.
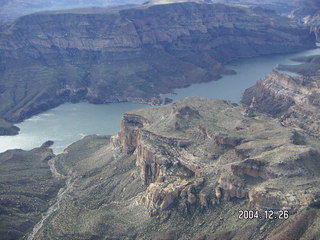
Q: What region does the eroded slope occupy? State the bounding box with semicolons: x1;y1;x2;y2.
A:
0;143;62;240
26;97;320;240
242;70;320;139
0;2;315;133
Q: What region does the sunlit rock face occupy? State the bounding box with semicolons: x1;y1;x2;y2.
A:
242;70;320;138
113;97;320;216
7;97;320;239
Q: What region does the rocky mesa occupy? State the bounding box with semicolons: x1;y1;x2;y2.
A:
6;97;317;240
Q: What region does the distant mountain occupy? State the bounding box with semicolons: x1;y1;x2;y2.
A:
287;1;320;42
209;0;320;41
0;2;315;134
144;0;211;5
1;2;320;240
0;0;146;22
211;0;319;14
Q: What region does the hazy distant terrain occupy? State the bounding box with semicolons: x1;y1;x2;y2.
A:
212;0;319;12
0;0;146;22
0;1;314;135
1;0;319;22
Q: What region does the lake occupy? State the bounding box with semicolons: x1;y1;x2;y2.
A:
0;47;319;153
0;102;148;153
164;47;320;103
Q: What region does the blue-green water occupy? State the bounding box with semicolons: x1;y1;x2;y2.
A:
0;102;147;153
163;47;320;103
0;47;319;153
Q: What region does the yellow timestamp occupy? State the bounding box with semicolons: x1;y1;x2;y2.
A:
238;210;289;220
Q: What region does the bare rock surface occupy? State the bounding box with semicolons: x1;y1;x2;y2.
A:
242;70;320;138
17;97;320;240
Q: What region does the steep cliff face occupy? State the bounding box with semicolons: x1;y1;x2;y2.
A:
306;11;320;41
242;71;302;116
113;113;151;154
12;97;319;240
1;3;313;52
0;1;316;131
288;5;320;41
112;97;320;217
242;70;320;138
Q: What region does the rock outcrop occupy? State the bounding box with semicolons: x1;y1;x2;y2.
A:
242;70;320;138
10;97;320;240
242;71;301;116
0;1;316;133
0;122;19;135
111;97;320;216
288;4;320;41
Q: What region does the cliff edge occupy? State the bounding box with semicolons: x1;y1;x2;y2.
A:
0;1;316;133
12;97;319;240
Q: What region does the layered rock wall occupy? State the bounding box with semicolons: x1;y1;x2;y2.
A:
242;71;320;137
113;113;150;154
0;2;316;126
113;98;320;216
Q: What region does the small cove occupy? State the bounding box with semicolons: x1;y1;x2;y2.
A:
1;47;319;153
0;102;148;153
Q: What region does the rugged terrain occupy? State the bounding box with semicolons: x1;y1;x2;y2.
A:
276;54;320;76
242;54;320;139
0;1;316;134
288;5;320;41
212;0;320;41
0;141;62;240
2;1;320;239
1;97;317;239
0;0;146;23
212;0;303;14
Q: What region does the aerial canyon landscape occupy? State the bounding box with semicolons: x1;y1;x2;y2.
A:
1;0;320;239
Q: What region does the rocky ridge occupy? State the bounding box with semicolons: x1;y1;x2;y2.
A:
242;69;320;138
111;97;320;216
294;9;320;41
276;54;320;76
0;1;315;134
0;0;146;23
2;97;320;239
286;1;320;41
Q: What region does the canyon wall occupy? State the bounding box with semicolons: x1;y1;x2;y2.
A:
0;2;316;129
242;70;320;138
112;97;320;216
12;97;320;239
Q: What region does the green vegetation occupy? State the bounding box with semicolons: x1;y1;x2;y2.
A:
0;146;62;240
1;97;320;239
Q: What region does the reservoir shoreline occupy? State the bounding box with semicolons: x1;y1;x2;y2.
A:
1;47;319;154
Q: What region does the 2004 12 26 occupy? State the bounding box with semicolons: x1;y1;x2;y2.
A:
238;210;289;220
